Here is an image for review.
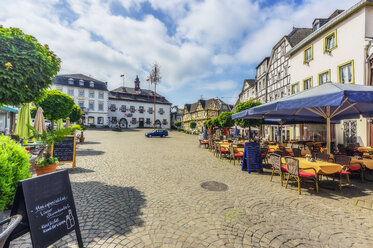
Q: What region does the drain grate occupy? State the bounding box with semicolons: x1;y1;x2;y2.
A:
201;181;228;191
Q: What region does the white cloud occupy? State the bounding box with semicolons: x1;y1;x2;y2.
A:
202;80;237;91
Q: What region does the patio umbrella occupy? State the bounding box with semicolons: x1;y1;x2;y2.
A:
233;126;238;136
232;82;373;153
204;126;208;138
56;119;64;131
65;117;71;127
34;107;46;133
15;103;32;139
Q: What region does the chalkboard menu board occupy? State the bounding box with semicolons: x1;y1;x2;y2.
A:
241;142;263;173
6;170;83;248
51;135;76;169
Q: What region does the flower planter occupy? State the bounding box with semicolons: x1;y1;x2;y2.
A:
79;137;85;143
34;163;59;176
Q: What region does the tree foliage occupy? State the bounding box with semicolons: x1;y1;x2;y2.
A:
211;118;221;128
174;121;181;127
234;100;262;128
190;121;197;129
218;112;234;128
0;26;61;105
68;105;82;123
30;106;37;118
38;90;74;126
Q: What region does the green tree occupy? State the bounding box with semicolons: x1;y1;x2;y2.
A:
218;112;234;129
234;100;262;129
0;26;61;105
38;90;74;129
68;105;82;123
30;106;37;118
174;121;181;128
190;121;197;129
211;118;221;128
204;119;212;128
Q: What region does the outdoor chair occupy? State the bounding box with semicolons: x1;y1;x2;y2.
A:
260;148;269;165
316;153;330;162
280;147;294;157
217;144;229;159
229;144;243;165
334;155;363;189
292;148;302;157
269;153;287;186
0;214;22;248
284;156;318;195
199;139;209;148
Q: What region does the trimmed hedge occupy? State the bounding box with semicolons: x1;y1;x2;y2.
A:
0;135;31;210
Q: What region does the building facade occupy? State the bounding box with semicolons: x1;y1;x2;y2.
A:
0;106;18;133
287;2;373;146
108;76;171;129
171;106;184;128
256;57;270;103
183;98;232;131
236;79;257;105
52;74;109;127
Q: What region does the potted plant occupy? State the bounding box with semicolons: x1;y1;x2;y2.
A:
305;154;312;161
29;126;72;176
75;124;88;142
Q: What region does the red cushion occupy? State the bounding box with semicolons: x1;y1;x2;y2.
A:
336;171;351;175
220;149;229;152
299;170;315;177
349;166;360;171
235;153;243;157
281;165;288;172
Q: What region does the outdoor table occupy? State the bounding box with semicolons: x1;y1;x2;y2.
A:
268;145;279;152
282;157;342;175
357;147;373;153
349;157;373;170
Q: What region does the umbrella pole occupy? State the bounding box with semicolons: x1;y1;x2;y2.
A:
326;106;331;154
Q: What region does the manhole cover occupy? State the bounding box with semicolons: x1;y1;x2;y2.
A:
201;181;228;191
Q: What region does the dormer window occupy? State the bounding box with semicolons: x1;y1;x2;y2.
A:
313;20;320;31
68;78;74;85
79;80;84;86
89;81;94;87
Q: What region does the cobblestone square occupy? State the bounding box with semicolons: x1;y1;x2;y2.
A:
9;130;373;247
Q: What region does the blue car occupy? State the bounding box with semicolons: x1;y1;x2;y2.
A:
145;129;168;138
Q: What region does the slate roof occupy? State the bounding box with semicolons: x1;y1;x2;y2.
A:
286;28;313;47
255;57;270;69
54;74;108;91
184;98;232;113
109;87;172;105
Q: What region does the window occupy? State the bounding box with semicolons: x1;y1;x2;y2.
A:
89;91;94;98
324;30;337;52
131;118;136;124
148;107;153;114
338;60;354;84
89;101;94;111
318;70;331;85
120;105;126;112
111;117;117;124
68;78;74;85
97;117;104;124
68;89;74;96
303;77;313;90
79;80;84;86
139;106;144;113
291;83;299;94
56;87;63;92
159;108;164;115
110;104;116;112
79;89;84;97
88;116;94;124
89;81;94;87
78;101;84;108
304;45;313;63
98;101;104;111
130;106;135;113
163;119;168;125
146;118;151;124
98;92;104;99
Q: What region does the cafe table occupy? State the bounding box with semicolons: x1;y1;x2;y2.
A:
357;147;373;153
282;157;342;175
349;157;373;170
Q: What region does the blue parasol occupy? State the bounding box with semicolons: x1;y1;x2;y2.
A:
233;126;238;136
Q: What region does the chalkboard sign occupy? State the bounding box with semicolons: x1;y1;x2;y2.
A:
5;170;83;248
241;142;263;173
51;135;76;169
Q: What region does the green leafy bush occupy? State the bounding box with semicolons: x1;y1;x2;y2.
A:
0;135;31;210
35;157;58;168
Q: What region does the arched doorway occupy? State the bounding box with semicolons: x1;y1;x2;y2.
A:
119;118;128;129
155;119;161;128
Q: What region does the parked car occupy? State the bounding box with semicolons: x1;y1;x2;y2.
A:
145;129;168;138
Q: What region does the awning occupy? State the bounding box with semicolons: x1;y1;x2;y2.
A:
0;106;18;113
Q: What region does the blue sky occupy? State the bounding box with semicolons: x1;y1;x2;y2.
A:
1;0;356;107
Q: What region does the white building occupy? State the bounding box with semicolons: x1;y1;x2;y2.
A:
256;57;269;103
0;106;18;133
52;74;109;127
236;79;257;105
287;1;373;146
108;76;171;129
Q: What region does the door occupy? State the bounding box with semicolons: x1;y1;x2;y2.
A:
119;118;128;129
139;118;144;128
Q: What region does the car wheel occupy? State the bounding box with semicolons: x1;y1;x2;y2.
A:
160;135;163;137
149;135;152;138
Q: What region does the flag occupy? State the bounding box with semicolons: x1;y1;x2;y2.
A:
120;74;125;77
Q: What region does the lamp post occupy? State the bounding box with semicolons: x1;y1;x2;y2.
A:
149;62;161;129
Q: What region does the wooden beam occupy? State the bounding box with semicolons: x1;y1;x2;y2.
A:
306;107;327;118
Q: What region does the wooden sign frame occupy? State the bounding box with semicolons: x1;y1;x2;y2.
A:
51;135;77;170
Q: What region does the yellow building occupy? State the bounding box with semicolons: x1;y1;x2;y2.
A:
182;98;233;131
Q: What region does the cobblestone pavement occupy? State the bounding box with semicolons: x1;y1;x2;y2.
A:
8;129;373;247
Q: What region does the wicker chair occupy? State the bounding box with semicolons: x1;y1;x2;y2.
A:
0;214;22;248
260;148;269;164
284;156;318;195
269;153;287;186
292;148;302;158
229;144;243;165
334;155;363;189
315;153;330;162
